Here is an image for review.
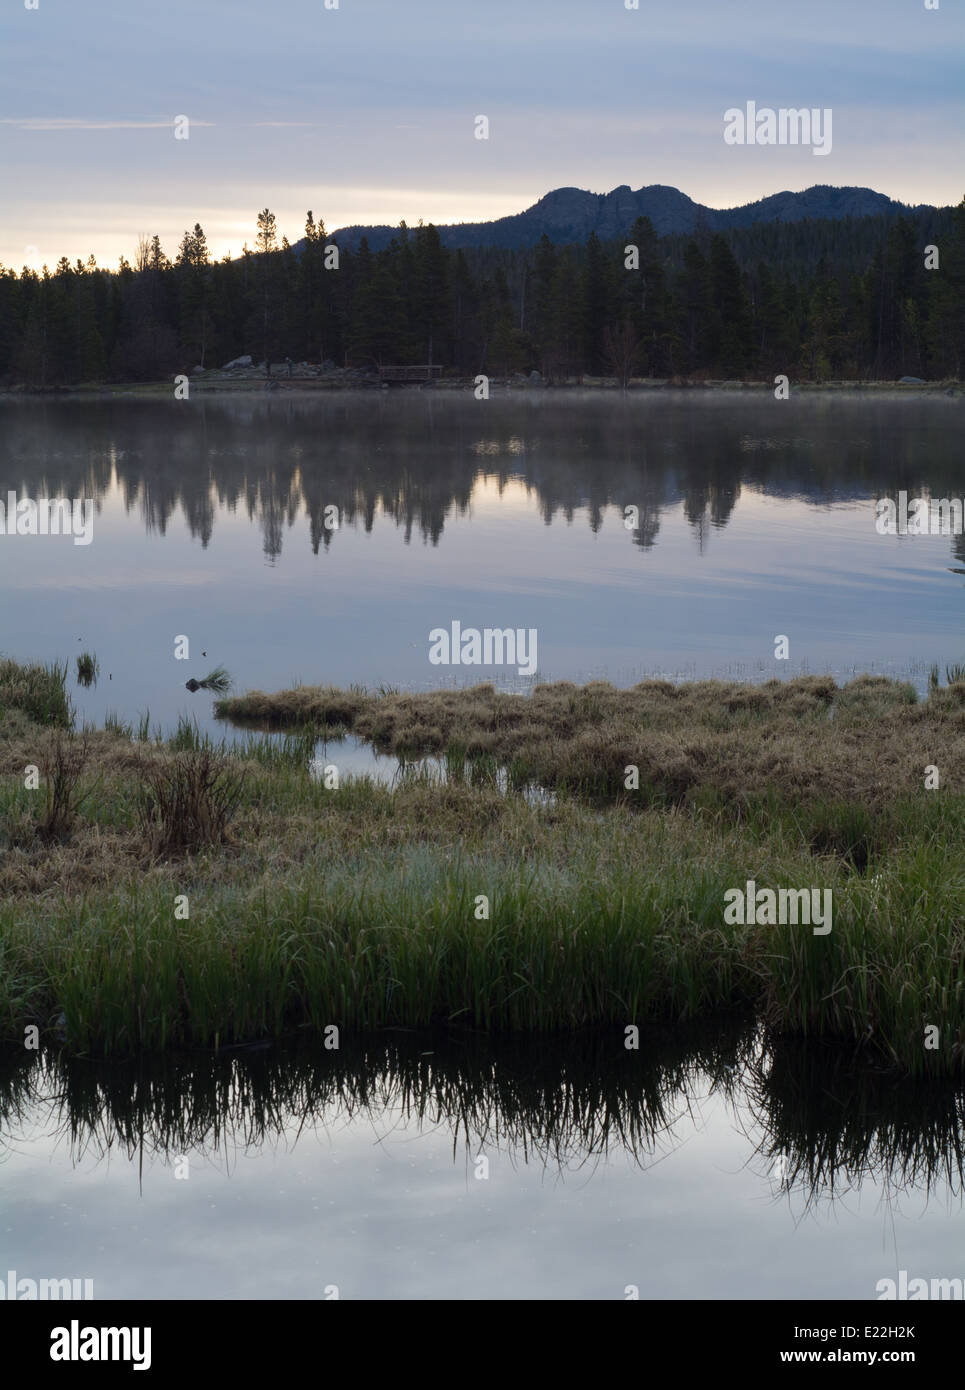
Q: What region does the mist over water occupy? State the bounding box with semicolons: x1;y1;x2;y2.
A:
1;392;962;739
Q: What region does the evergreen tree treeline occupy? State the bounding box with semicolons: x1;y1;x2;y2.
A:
2;200;963;386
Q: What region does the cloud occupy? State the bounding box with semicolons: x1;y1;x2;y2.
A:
0;0;961;266
0;118;215;131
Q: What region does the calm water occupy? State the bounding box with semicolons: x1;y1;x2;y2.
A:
1;391;963;741
4;391;965;1299
2;1029;963;1300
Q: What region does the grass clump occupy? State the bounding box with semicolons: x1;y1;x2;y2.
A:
0;657;71;728
38;731;95;841
103;710;133;739
137;747;245;855
216;682;368;729
186;666;233;694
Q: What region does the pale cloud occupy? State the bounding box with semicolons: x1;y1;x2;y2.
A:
0;118;215;131
0;0;962;267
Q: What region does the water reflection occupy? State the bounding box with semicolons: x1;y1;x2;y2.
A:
1;393;962;563
4;392;965;741
746;1042;965;1207
2;1025;962;1207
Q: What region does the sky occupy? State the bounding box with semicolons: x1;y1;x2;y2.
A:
0;0;962;270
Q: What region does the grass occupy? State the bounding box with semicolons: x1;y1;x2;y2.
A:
214;673;953;810
137;746;246;855
1;658;965;1071
0;656;71;727
200;665;232;694
38;731;96;840
186;666;233;695
76;651;99;687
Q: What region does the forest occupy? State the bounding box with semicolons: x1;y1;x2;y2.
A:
1;198;963;387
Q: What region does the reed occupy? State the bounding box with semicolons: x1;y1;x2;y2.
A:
103;709;134;739
197;665;232;694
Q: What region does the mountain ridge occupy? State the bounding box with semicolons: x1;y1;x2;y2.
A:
325;183;943;252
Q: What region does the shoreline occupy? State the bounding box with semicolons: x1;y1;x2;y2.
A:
0;376;961;400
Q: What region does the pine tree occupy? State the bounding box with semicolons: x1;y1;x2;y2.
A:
255;209;278;374
676;242;711;373
708;234;752;375
581;233;609;375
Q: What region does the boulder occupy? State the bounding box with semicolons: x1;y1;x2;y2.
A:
222;354;253;369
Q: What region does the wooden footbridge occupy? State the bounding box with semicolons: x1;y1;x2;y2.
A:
378;364;444;385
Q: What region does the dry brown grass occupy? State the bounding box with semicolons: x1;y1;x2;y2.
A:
216;674;960;808
37;731;95;840
137;747;246;855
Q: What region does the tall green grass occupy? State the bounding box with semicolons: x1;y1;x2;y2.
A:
3;668;965;1074
0;657;71;727
2;815;960;1071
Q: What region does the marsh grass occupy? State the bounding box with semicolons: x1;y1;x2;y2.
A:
217;674;949;811
169;714;207;751
38;732;97;840
3;670;965;1070
239;726;318;771
137;747;246;855
0;657;70;727
198;666;232;694
103;710;134;739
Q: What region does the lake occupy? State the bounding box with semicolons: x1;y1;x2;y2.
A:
3;389;965;1301
1;390;963;745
